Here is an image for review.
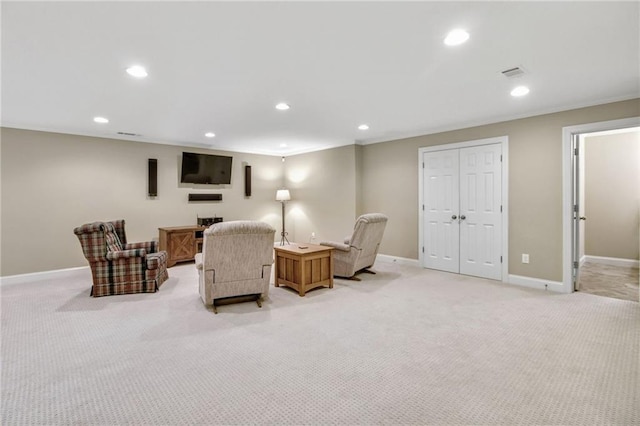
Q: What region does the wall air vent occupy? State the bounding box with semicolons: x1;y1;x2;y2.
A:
117;131;141;137
501;67;525;78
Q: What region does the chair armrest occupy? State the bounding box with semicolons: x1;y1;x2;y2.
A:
106;249;146;260
319;241;350;252
124;241;157;253
343;236;351;245
195;253;203;270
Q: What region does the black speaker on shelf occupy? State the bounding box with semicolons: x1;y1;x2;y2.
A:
198;217;224;226
188;193;222;202
148;158;158;197
245;165;252;197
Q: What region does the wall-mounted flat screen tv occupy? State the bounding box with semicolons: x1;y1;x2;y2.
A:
180;152;233;184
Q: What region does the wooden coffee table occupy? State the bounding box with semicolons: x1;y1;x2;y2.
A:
274;244;334;296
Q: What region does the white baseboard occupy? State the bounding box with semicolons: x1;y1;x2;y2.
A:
0;266;90;286
580;255;587;267
584;255;639;268
377;257;566;293
377;254;420;267
508;274;565;293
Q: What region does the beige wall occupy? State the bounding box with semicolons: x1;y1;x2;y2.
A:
2;99;639;281
0;129;358;277
360;99;639;281
0;129;285;276
354;144;363;216
283;145;358;244
584;130;640;260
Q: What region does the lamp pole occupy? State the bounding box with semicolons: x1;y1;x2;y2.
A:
280;201;289;245
276;189;291;245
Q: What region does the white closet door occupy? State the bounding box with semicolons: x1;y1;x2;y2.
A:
423;149;460;273
459;144;502;280
422;143;503;280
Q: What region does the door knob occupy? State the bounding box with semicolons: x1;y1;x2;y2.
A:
460;215;466;220
451;215;457;220
579;216;587;221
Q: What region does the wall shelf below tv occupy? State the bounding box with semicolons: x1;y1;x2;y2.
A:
188;193;222;202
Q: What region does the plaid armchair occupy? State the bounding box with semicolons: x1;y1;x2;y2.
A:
74;220;169;296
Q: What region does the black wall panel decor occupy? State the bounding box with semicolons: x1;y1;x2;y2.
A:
188;193;222;202
245;165;252;197
148;158;158;197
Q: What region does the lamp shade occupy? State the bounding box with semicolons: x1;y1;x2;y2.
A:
276;189;291;201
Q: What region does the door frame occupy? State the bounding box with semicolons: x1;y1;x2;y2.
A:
561;116;640;294
418;136;509;282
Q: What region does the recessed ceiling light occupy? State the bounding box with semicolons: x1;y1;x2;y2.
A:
358;124;370;130
280;143;288;148
93;116;109;123
275;103;290;110
205;132;215;138
126;65;148;78
444;29;470;46
510;86;530;97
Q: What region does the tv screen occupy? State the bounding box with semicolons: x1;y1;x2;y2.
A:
180;152;233;184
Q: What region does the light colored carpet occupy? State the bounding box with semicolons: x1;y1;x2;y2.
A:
1;261;638;425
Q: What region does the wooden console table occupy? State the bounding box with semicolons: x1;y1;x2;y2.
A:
274;244;334;296
159;226;207;267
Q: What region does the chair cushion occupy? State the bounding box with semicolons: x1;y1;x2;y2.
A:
103;222;123;252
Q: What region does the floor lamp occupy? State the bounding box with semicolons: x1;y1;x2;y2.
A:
276;189;291;245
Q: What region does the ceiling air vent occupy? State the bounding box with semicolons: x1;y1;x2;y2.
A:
117;131;141;137
501;67;525;78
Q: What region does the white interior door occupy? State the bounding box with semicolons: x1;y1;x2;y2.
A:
571;133;581;290
423;149;459;273
459;144;502;280
422;143;503;280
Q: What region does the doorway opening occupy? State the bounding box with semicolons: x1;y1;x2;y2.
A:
562;117;640;301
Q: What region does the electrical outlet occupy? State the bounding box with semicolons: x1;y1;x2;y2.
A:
522;254;530;264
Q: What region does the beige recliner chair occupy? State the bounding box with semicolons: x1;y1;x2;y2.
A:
320;213;388;280
195;221;275;313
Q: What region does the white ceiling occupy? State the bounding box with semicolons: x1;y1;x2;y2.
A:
2;1;639;156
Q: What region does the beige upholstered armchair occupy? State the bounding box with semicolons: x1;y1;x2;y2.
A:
195;221;276;313
320;213;388;280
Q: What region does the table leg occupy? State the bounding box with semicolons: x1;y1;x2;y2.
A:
329;251;334;288
299;257;306;297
